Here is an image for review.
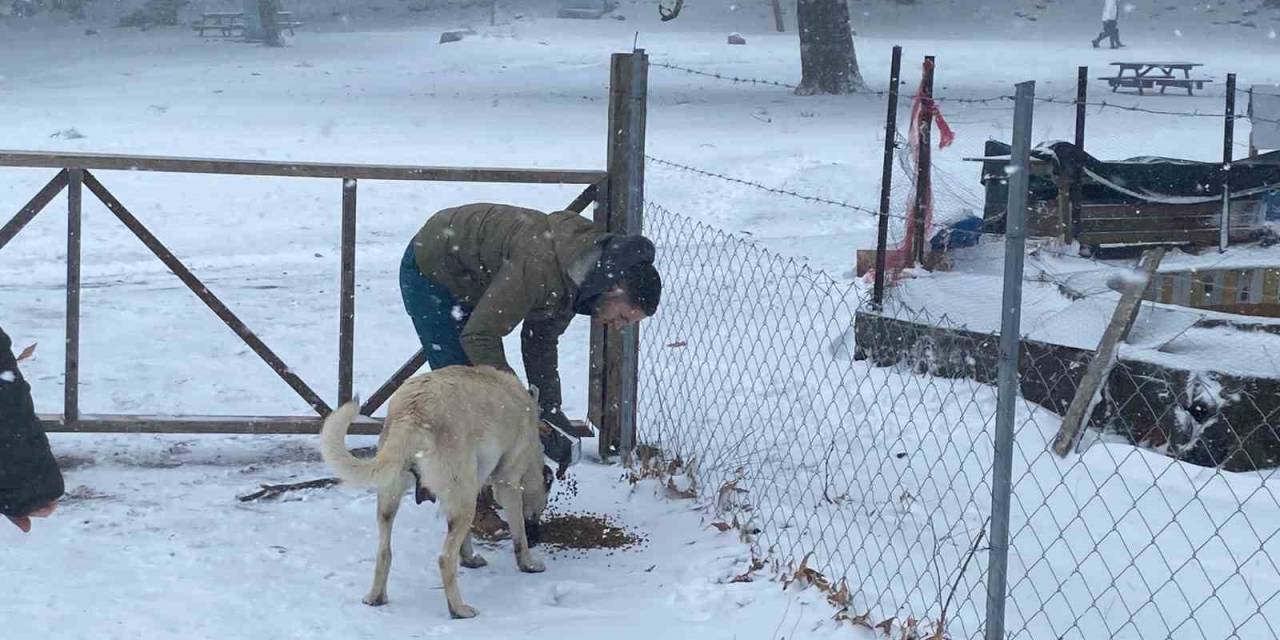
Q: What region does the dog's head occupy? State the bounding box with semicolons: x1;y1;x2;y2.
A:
520;386;551;546
520;461;551;546
524;465;555;547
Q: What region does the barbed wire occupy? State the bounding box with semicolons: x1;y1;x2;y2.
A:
651;61;801;90
645;153;1098;264
1035;96;1280;126
650;60;1280;126
645;154;885;217
651;61;1016;105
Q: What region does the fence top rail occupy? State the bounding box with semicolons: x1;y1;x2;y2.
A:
0;150;608;184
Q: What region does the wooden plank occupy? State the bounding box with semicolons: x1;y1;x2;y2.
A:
1056;174;1074;244
1079;202;1225;219
1158;274;1175;304
1265;268;1280;303
1080;216;1218;232
65;169;83;424
0;170;69;251
586;177;608;432
360;349;427;416
587;321;605;430
83;171;333;416
1078;229;1220;246
912;56;936;265
565;181;601;214
338;178;357;405
0;150;606;184
1221;270;1241;306
39;413;384;435
593;50;646;459
855;249;878;277
1052;248;1165;456
596;52;629;458
1190;271;1209;307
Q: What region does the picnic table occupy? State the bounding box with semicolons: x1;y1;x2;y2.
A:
1099;61;1210;96
192;11;302;37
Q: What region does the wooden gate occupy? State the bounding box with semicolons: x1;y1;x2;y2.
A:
0;51;648;450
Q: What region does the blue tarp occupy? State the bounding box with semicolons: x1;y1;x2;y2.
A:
930;216;985;253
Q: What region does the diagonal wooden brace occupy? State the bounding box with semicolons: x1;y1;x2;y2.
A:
0;170;70;251
360;349;428;417
82;170;332;416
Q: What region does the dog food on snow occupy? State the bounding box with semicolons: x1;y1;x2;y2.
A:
537;512;645;550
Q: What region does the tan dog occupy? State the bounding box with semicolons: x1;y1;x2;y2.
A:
319;365;549;619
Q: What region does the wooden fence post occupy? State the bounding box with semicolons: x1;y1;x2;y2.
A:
912;56;935;266
590;50;647;460
65;168;83;424
339;178;357;406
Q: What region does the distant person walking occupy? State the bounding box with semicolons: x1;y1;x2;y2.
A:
1092;0;1123;49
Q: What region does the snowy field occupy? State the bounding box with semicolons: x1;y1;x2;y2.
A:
3;0;1280;638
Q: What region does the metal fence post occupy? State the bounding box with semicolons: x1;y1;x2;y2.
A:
872;45;903;310
985;80;1034;640
1074;66;1088;152
1070;66;1087;243
591;49;647;460
1221;73;1236;253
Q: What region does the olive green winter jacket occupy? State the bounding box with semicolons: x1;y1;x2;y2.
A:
411;203;602;411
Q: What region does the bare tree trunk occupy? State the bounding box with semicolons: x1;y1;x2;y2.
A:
795;0;865;95
258;0;283;47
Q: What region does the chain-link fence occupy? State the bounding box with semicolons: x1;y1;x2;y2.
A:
638;52;1280;640
1002;354;1280;639
639;200;1003;638
636;197;1280;639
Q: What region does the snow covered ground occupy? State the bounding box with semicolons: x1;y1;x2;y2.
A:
2;1;1280;638
884;241;1280;379
638;206;1280;639
3;433;848;639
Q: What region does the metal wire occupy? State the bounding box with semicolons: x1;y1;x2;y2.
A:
636;200;1280;639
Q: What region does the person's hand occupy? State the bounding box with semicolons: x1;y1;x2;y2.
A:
6;501;56;533
539;408;576;479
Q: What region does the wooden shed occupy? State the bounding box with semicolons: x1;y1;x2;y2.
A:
974;141;1279;250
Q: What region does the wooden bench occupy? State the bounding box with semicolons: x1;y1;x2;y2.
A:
192;11;301;37
1098;75;1211;96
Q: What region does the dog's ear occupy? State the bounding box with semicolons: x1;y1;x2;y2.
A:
528;384;540;406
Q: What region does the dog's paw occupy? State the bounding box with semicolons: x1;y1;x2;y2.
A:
518;556;546;574
362;593;389;607
461;553;488;569
449;604;479;619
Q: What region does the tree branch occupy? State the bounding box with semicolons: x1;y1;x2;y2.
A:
237;477;340;502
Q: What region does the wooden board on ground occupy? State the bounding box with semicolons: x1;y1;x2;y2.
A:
1050;247;1165;456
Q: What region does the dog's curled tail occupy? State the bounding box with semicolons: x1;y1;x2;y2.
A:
319;400;409;488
